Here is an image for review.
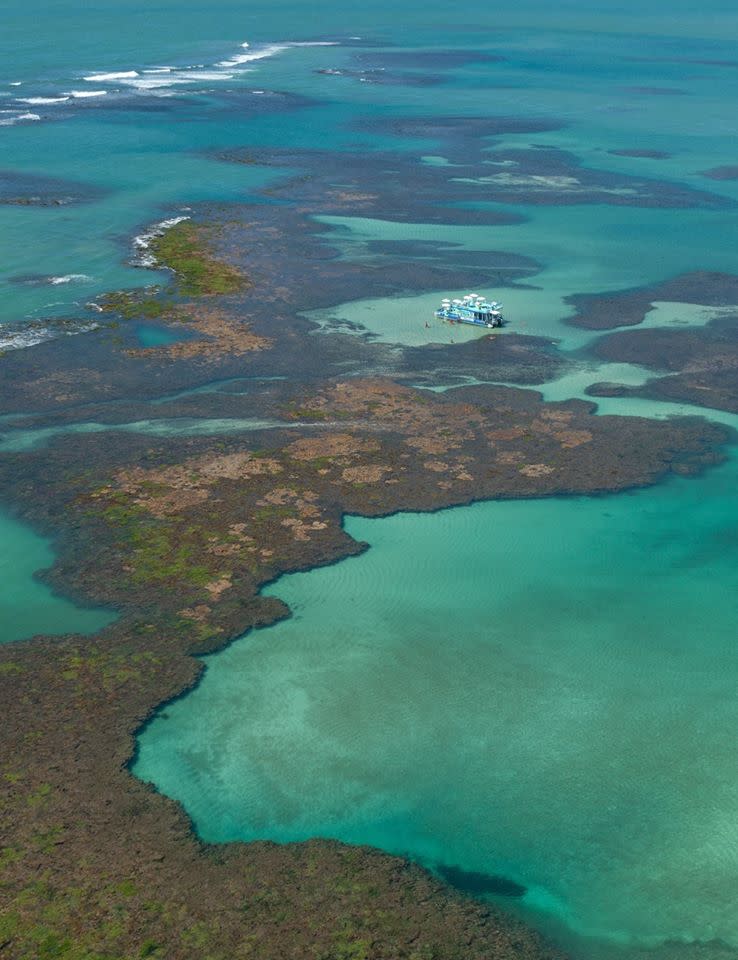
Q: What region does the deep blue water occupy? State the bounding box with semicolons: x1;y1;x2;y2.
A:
4;3;738;959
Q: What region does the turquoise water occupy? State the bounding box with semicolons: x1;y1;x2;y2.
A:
0;511;113;643
5;1;738;957
135;453;738;956
134;323;190;347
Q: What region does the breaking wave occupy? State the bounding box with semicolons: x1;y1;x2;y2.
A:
0;111;41;126
0;320;99;352
49;274;93;285
2;38;342;121
132;215;191;268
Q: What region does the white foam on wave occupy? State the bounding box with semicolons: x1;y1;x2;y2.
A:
132;215;190;268
217;43;290;67
119;75;196;90
0;320;98;352
0;327;54;351
10;37;343;113
17;96;70;105
218;39;338;68
65;89;108;98
121;68;232;91
0;112;41;126
83;70;139;81
183;70;233;80
9;82;22;87
49;274;92;285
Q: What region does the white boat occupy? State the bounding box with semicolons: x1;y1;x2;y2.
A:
435;293;503;327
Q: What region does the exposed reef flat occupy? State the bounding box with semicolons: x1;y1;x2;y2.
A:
0;196;553;416
348;117;730;209
587;312;738;413
230;133;730;217
0;114;735;960
400;333;565;388
565;271;738;330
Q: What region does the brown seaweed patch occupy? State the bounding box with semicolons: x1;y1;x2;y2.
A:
341;463;391;483
105;451;283;517
286;433;381;461
126;305;271;361
520;462;555;477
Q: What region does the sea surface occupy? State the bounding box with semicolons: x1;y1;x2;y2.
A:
4;1;738;957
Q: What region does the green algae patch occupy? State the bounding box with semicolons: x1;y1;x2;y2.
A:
149;221;249;297
98;289;173;322
128;524;213;587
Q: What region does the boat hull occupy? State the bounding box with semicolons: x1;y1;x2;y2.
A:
434;309;502;328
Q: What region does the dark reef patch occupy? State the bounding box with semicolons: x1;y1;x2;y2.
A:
218;143;526;225
566;271;738;330
401;332;566;387
447;146;729;208
315;67;445;86
364;238;541;276
608;148;672;159
219;130;730;224
587;312;738;413
9;87;315;135
371;114;565;141
437;864;527;898
0;169;107;206
699;165;738;180
353;50;506;69
346;116;728;209
350;116;717;208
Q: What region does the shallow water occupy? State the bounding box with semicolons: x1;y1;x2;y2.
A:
135;448;738;956
0;417;301;453
0;511;113;643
